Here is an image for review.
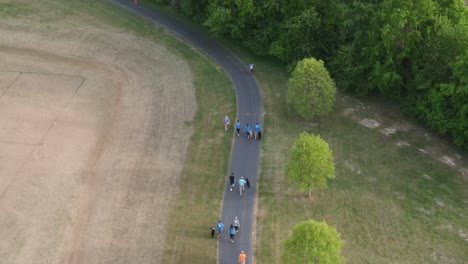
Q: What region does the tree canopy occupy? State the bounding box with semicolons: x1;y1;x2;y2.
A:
157;0;468;149
285;132;336;197
283;220;344;264
288;58;336;120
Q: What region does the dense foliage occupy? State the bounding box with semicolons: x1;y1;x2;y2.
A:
285;132;336;197
288;58;336;120
283;220;344;264
156;0;468;149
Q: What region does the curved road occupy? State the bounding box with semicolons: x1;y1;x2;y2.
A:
109;1;263;263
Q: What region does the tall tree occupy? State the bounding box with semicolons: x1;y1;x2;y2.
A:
283;220;344;264
288;58;336;120
285;132;336;198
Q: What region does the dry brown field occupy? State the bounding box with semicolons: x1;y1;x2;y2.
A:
0;1;197;263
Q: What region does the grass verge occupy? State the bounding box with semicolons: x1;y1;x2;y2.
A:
157;31;236;264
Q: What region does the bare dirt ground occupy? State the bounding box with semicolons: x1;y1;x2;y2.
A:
340;95;468;180
0;2;196;264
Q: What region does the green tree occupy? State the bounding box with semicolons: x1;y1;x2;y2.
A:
414;51;468;149
288;58;336;120
162;0;468;149
270;8;321;62
176;0;210;22
449;51;468;148
285;132;335;198
283;220;344;264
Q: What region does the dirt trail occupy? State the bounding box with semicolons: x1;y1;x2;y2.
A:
0;6;196;264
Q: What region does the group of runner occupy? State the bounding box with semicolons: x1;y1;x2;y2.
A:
212;172;251;262
215;215;246;263
219;72;258;263
214;216;240;242
224;116;262;140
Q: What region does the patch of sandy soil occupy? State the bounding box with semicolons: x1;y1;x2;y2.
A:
358;118;380;129
339;95;468;181
0;6;196;264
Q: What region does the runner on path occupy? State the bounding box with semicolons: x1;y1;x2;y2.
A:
224;116;230;132
233;217;240;233
235;120;241;136
229;224;236;243
254;122;261;140
229;173;235;191
245;124;251;139
249;63;254;76
238;177;246;196
217;220;224;240
239;251;247;264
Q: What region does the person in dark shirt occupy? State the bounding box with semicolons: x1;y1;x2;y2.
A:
229;173;235;191
211;227;215;238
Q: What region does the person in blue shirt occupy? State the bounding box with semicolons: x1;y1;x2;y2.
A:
238;177;246;195
229;224;236;243
254;122;261;140
235;120;242;136
217;220;224;240
245;124;251;139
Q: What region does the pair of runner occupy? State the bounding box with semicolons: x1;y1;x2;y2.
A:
229;173;250;195
216;217;241;243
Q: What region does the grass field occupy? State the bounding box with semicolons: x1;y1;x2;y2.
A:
0;0;234;263
14;1;460;263
161;57;236;264
107;2;238;264
113;5;237;264
247;50;468;264
159;27;236;264
148;3;468;264
93;3;240;264
169;8;468;263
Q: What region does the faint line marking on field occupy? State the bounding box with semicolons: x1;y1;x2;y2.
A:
0;72;86;201
0;141;41;146
0;71;22;98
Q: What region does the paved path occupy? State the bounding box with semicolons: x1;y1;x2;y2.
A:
108;1;263;263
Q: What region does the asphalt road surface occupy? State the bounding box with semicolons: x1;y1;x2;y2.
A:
108;1;263;263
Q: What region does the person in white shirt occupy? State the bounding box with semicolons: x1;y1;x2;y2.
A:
233;216;240;233
249;63;254;75
224;115;230;132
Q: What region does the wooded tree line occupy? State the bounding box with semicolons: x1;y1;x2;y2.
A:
153;0;468;149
